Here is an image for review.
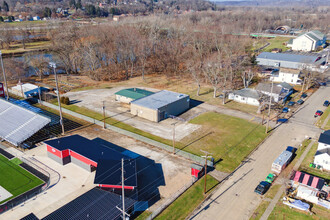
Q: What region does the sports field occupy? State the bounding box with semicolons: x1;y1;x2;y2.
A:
0;154;44;204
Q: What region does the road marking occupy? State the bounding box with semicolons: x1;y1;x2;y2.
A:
250;117;255;121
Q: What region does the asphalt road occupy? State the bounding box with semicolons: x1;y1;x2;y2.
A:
188;85;329;220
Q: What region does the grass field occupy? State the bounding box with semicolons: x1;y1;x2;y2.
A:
184;112;268;172
262;37;291;52
1;40;50;55
0;154;44;204
154;176;219;220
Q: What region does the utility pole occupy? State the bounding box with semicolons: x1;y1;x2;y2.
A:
116;158;130;219
121;158;125;220
172;122;178;154
103;101;106;129
18;79;24;98
201;150;212;194
0;50;9;100
50;62;65;135
38;86;42;105
266;80;274;134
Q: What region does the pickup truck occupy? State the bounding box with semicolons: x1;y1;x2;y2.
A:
254;181;271;195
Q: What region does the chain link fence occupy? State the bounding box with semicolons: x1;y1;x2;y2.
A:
0;153;60;214
40;101;213;166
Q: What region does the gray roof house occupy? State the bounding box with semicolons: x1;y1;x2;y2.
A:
289;30;327;52
256;52;326;72
255;82;292;102
228;88;260;106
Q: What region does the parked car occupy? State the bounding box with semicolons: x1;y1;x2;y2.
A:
277;118;288;123
314;110;323;117
301;93;307;98
323;100;329;107
288;101;295;106
266;173;276;184
255;181;271;195
297;99;304;105
282;107;289;113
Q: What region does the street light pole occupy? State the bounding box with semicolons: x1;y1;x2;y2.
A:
103;101;106;129
50;62;65;135
266;80;274;134
0;50;9;100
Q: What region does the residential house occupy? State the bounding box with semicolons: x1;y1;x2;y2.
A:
228;88;260;106
256;52;327;73
270;68;303;85
289;30;327;51
314;130;330;171
256;82;293;102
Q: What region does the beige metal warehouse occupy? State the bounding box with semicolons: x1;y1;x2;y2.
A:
130;90;190;122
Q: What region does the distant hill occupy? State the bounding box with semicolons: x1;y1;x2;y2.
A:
215;0;330;6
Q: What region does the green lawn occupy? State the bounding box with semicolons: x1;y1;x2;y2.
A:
0;154;44;204
46;101;267;172
316;107;330;129
262;37;291;52
183;112;268;172
268;193;329;220
250;200;271;220
1;40;50;55
10;158;23;166
299;143;330;180
154;176;219;220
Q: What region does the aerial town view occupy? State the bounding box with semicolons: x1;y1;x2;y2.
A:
0;0;329;219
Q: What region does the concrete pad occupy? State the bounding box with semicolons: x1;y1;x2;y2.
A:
0;186;13;203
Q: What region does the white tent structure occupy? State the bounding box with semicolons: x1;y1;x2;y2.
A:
0;99;51;146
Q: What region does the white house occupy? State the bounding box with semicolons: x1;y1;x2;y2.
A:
289;30;326;52
270;68;302;85
314;130;330;171
228;88;260;106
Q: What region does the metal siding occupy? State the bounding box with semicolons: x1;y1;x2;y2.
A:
99;184;134;190
71;156;93;172
47;145;62;158
47;151;65;165
158;96;189;118
70;150;98;167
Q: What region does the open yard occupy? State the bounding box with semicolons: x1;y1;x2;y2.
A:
1;40;50;55
268;193;329;220
155;176;219;220
182;112;268;172
262;37;291;52
299;142;330;180
316;106;330;130
0;154;44;204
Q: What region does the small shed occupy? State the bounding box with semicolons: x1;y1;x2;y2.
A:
130;90;190;122
191;163;204;179
115;88;154;104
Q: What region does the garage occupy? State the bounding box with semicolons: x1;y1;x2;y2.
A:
130;90;190;122
115;88;154;104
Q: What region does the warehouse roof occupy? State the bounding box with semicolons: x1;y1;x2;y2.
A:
115;88;154;100
0;99;51;146
257;52;322;64
94;159;137;187
231;88;260;99
131;90;189;110
44;135;130;163
43;188;136;220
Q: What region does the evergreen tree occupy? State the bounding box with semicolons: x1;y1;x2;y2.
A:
69;0;76;8
0;16;3;22
44;7;52;18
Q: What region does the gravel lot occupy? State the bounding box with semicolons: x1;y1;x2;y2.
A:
65;87;201;140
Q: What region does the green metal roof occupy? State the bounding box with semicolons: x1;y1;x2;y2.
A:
115;88;154;100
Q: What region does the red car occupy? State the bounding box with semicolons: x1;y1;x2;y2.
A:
314;110;323;117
